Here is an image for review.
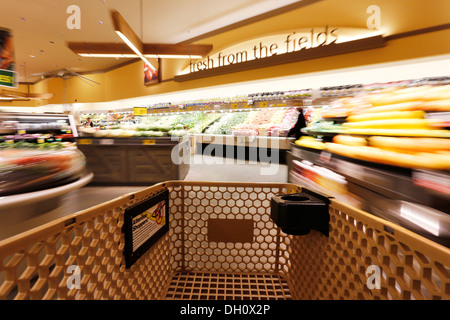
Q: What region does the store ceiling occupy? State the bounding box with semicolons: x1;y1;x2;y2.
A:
0;0;305;84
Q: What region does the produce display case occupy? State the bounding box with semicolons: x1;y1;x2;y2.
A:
75;136;190;186
288;81;450;248
0;113;85;194
0;112;78;142
0;112;92;223
0;181;448;301
195;134;294;164
194;107;300;163
288;145;450;247
78;105;302;165
80;110;135;128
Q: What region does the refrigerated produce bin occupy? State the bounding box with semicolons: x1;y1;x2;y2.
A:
0;181;448;300
75;136;190;185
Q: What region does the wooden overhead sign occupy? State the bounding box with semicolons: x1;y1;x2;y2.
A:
175;27;385;82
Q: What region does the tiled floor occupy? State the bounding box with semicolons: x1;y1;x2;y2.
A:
185;154;288;183
0;155;288;241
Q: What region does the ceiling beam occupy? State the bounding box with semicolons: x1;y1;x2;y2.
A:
143;43;213;57
68;42;134;55
1;89;53;100
111;9;156;69
111;10;144;54
67;42;213;57
68;10;213;64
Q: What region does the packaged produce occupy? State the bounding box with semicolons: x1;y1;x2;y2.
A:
332;135;367;146
368;136;450;153
294;136;326;150
205;112;250;135
168;130;188;137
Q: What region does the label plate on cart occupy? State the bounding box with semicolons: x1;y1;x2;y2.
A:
124;190;169;268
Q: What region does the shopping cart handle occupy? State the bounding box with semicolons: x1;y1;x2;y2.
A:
270;189;330;236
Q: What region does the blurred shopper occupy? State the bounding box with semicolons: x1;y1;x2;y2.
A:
288;107;307;140
85;117;94;127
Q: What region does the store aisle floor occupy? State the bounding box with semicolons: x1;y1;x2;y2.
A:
0;155;288;240
185;154;288;183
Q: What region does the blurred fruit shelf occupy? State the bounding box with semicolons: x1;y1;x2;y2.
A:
287;144;450;247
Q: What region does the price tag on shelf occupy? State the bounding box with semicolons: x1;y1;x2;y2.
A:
99;139;114;145
133;107;147;116
143;139;156;145
67;130;72;134
319;151;332;163
259;102;268;108
17;130;26;134
236;136;246;145
188;107;193;111
5;140;14;144
78;139;92;145
200;108;204;111
277;103;287;107
335;159;364;180
412;170;450;195
37;139;44;144
292;147;302;158
231;104;238;109
245;104;251;108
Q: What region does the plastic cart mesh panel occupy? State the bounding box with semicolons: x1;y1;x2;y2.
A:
0;181;448;300
164;272;292;300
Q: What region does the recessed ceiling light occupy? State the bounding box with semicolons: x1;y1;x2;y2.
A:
19;17;27;21
29;55;35;58
98;20;104;25
49;41;55;44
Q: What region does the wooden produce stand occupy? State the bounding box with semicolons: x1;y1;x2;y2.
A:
76;136;190;185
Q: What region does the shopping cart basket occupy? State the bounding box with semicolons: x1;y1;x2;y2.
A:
0;181;448;300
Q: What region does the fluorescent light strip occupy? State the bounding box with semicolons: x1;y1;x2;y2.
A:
115;31;156;71
400;204;440;236
145;54;203;59
79;53;138;58
78;53;203;59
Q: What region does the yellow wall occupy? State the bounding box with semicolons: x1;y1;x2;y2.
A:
192;0;450;50
0;83;53;107
65;73;106;104
5;0;450;107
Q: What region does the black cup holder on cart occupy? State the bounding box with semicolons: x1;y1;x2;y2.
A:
270;189;331;236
